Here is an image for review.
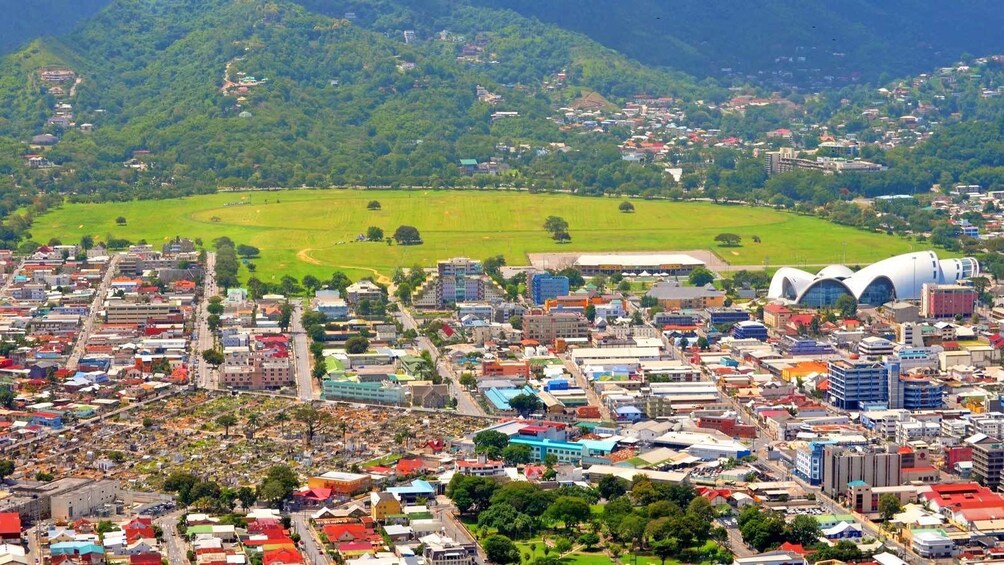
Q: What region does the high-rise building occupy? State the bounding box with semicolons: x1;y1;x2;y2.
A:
412;257;505;309
969;435;1004;490
530;273;570;305
887;361;904;410
827;359;888;410
821;445;901;496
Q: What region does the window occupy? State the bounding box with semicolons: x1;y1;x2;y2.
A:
797;280;851;308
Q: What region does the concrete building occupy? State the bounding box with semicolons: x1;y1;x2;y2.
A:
314;290;349;321
828;359;888;410
523;312;589;344
51;480;121;521
822;446;901;496
307;471;371;495
413;257;504;309
344;280;383;305
646;282;726;310
921;283;977;319
321;377;406;405
970;434;1004;491
768;252;979;307
105;302;181;325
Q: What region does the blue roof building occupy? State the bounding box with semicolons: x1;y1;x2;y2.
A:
484;386;536;412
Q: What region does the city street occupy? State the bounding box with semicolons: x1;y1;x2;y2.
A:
560;355;611;420
154;510;189;565
194;252;218;390
291;302;316;401
292;512;330;565
434;495;484;565
395;309;485;417
66;253;121;370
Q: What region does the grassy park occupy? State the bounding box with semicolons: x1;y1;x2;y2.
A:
31;189;917;281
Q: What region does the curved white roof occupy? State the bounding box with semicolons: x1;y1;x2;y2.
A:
767;252;979;305
816;265;855;279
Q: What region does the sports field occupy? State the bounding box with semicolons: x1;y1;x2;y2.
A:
31;190;917;281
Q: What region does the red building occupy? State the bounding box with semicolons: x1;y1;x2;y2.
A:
921;283;977;319
696;413;757;438
944;445;973;472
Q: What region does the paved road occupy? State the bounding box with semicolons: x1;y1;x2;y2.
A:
155;510;188;565
291;302;315;401
395;308;484;417
194;252;218;390
434;496;485;565
66;253;121;370
560;355;611;420
293;512;330;565
718;518;755;559
0;258;24;300
25;522;44;565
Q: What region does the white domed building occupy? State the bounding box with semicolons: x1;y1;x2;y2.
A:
767;251;979;308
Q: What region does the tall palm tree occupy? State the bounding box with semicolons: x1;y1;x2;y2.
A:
246;412;261;439
275;411;289;438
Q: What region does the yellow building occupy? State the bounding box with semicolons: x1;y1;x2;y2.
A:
781;361;829;383
370;491;402;521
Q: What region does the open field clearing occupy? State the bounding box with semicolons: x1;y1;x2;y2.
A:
31;190;917;281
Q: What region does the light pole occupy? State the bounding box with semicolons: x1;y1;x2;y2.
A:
912;256;917;302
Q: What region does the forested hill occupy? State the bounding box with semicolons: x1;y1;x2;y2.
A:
466;0;1004;85
0;0;109;54
0;0;710;200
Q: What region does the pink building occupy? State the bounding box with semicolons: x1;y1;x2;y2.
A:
921;283;977;319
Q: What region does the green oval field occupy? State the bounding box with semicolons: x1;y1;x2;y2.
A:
31;190;918;281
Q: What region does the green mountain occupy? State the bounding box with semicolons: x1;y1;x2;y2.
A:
469;0;1004;85
0;0;109;54
0;0;714;200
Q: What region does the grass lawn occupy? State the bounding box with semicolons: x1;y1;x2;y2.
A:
31;189;918;281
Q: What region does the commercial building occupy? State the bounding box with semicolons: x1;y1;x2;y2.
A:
523;312;589;344
421;534;477;565
572;253;704;277
970;435;1004;491
646;282;726;310
794;440;835;485
921;283;977;319
321;377;406;405
314;290;349;321
821;446;901;496
413;257;505;309
0;478;113;523
912;530;955;559
307;471;371;495
731;321;768;341
105;302;181;325
764;147;884;176
901;374;945;410
344;280;384;305
529;274;569;305
508;437;617;465
221;357;293;390
858;336;895;359
827;359;888;410
768;252;979;308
